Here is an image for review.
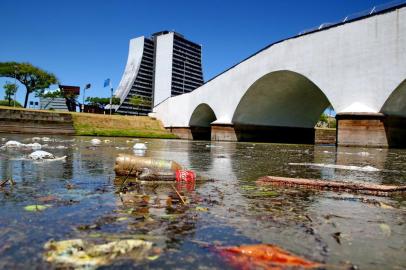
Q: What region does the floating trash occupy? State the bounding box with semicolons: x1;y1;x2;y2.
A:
288;162;380;172
43;238;153;269
133;149;146;156
32;137;41;142
214;244;321;269
358;151;370;157
24;142;42;150
90;139;102;145
41;137;52;142
24;204;51;212
28;150;55;160
133;143;147;150
4;140;23;148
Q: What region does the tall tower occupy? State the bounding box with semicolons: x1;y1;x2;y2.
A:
115;31;204;115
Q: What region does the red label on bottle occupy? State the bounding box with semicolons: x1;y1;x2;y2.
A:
176;170;196;182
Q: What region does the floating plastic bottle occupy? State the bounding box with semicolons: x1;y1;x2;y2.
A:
137;167;196;182
114;154;183;176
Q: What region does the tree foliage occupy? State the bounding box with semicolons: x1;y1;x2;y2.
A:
129;95;152;107
0;99;22;107
86;96;120;108
3;82;18;105
0;62;58;108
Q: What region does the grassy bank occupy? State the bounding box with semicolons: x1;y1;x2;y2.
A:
71;113;178;139
0;106;178;139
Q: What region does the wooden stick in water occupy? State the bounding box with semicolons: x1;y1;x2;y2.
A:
171;184;186;205
0;179;10;187
257;176;406;196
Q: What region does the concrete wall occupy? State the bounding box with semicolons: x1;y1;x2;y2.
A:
153;7;406;130
0;108;75;135
115;37;145;104
153;33;174;106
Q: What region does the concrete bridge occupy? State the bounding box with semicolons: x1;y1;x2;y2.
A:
152;4;406;148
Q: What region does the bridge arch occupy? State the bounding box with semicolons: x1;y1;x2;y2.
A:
378;79;406;147
189;103;217;140
231;70;333;143
380;79;406;117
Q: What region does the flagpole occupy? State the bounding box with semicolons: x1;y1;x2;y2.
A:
110;87;113;115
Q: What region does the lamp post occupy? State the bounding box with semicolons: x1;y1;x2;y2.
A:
82;83;91;112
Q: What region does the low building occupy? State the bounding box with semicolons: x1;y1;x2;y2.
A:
40;97;68;111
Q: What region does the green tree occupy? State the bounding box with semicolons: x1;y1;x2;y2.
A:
0;62;58;108
129;95;152;115
3;82;18;105
86;96;120;109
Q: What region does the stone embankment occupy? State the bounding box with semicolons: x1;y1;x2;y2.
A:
0;107;75;135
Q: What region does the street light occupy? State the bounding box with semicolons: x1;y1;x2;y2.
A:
82;83;91;112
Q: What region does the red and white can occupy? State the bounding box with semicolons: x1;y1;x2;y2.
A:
176;170;196;182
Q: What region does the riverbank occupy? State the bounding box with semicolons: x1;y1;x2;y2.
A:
0;106;178;139
71;113;177;139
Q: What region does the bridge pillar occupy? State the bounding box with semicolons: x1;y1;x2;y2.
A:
336;113;406;148
166;127;193;140
211;124;238;141
167;126;213;140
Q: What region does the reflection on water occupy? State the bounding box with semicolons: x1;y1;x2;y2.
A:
0;134;405;269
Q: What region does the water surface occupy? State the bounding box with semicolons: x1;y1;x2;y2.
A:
0;134;405;269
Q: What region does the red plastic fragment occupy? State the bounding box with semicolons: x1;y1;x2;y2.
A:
176;170;196;182
215;244;321;270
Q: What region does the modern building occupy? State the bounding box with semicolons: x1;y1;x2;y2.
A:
40;98;68;111
115;31;204;115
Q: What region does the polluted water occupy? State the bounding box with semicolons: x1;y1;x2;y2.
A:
0;134;405;269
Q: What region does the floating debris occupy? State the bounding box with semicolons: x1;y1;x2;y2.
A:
133;143;147;150
24;142;42;150
24;204;51;212
31;137;41;142
43;238;153;269
257;176;406;196
289;162;380;172
28;151;55;160
4;140;23;148
90;138;102;145
215;244;321;269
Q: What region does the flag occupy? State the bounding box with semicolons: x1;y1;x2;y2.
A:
103;79;110;88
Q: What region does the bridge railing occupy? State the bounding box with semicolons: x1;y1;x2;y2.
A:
298;0;406;35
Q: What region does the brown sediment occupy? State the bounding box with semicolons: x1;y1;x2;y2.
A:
257;176;406;196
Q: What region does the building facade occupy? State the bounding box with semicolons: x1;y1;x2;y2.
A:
115;31;204;115
40;97;68;111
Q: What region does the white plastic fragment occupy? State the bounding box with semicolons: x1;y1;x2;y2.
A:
32;137;41;142
358;151;370;157
24;143;42;150
133;143;147;150
41;137;52;142
90;139;102;145
4;141;23;148
28;150;55;160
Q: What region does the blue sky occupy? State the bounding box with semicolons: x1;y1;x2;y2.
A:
0;0;393;105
